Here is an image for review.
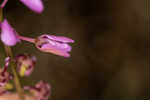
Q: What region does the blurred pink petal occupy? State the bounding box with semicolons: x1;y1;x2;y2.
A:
20;0;44;13
0;19;19;46
0;0;8;8
24;80;51;100
41;34;75;43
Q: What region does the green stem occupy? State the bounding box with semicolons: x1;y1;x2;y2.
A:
5;46;25;100
0;8;2;21
0;8;25;100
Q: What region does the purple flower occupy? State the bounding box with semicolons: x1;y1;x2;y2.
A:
24;80;51;100
0;57;12;87
0;69;11;87
0;0;44;13
15;54;36;77
20;0;44;13
0;88;8;96
0;57;13;96
35;34;74;57
0;0;8;8
18;34;74;57
0;19;19;46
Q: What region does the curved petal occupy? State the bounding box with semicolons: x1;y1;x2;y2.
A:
1;19;19;46
20;0;44;13
36;43;70;57
0;0;8;8
41;34;74;43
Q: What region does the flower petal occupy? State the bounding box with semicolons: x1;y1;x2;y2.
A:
41;34;74;43
0;0;8;8
24;80;51;100
0;19;19;46
37;43;70;57
47;39;72;52
20;0;44;13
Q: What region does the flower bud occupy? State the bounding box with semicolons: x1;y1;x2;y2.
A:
0;71;13;96
24;80;51;100
35;34;74;57
0;19;19;46
0;57;12;87
0;69;12;87
15;54;36;77
0;57;13;95
20;0;44;13
0;0;8;8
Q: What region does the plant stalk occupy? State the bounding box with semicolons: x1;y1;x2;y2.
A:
0;8;25;100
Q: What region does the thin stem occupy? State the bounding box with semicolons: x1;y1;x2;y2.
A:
18;35;35;43
0;8;3;21
0;8;25;100
5;46;25;100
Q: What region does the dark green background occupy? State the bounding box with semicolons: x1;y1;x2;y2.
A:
0;0;150;100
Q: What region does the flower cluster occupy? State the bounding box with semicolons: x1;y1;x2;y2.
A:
0;57;13;95
24;80;51;100
0;0;74;99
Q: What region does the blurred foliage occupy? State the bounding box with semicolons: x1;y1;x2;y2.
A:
0;0;150;100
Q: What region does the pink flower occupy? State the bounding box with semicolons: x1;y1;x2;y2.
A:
0;69;12;87
0;57;13;96
20;0;44;13
24;80;51;100
0;0;44;13
35;34;74;57
0;0;8;8
0;57;12;87
15;54;36;77
0;57;12;96
18;34;74;57
0;19;19;46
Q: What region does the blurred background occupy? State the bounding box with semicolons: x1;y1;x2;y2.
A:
1;0;150;100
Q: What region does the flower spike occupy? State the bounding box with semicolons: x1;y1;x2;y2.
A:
0;19;20;46
0;57;12;86
0;57;13;96
20;0;44;13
